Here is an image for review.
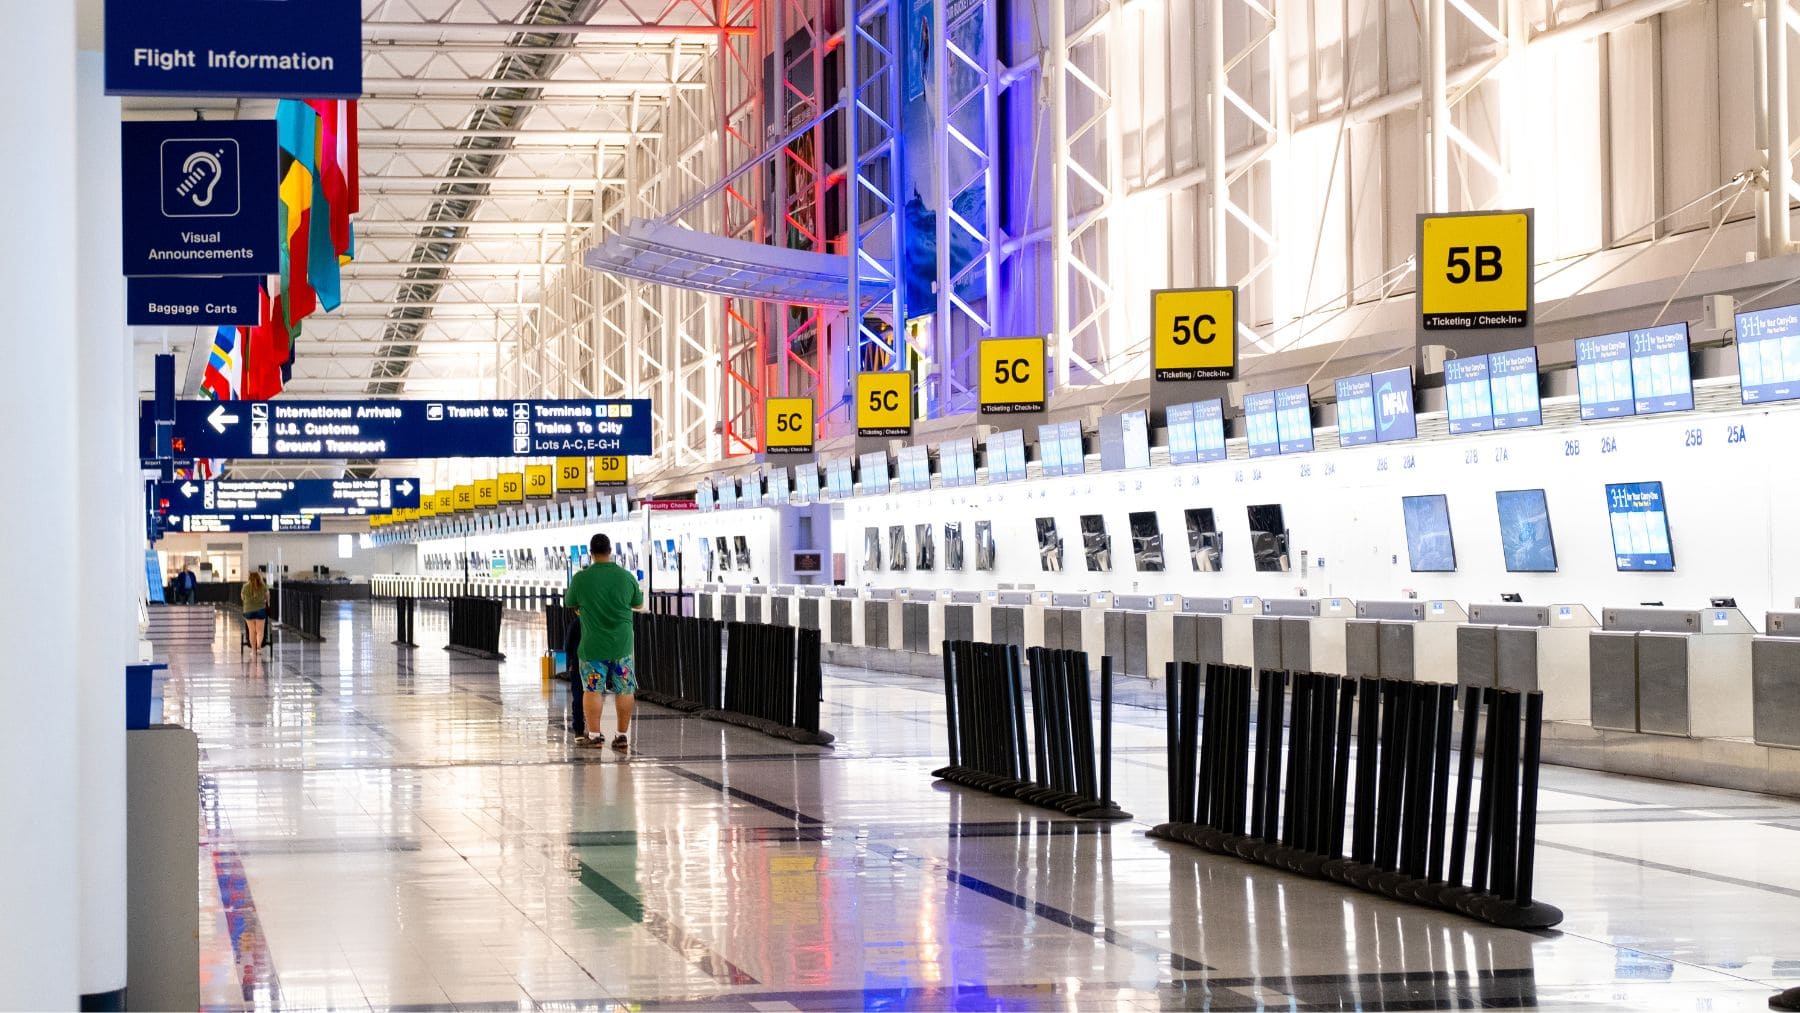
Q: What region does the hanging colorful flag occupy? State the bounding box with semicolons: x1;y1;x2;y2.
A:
276;100;318;330
242;284;291;400
200;326;242;401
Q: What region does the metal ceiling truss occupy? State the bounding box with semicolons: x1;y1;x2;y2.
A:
844;0;910;397
1419;0;1523;213
1755;0;1800;256
769;0;834;433
1203;0;1284;355
1047;0;1123;386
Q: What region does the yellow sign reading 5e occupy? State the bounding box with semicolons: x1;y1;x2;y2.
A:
978;337;1047;414
1418;210;1532;329
474;479;498;507
856;372;911;437
765;397;815;454
1151;287;1238;380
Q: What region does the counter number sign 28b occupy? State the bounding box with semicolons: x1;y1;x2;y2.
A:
1418;209;1532;330
1151;288;1238;380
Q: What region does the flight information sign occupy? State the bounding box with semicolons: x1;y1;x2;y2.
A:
156;478;420;517
141;398;652;460
162;513;319;533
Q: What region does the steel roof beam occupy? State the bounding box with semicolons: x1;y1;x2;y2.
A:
362;21;749;38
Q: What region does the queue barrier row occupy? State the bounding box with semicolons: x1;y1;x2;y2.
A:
446;597;506;660
631;612;833;746
274;588;324;641
1148;664;1562;930
934;640;1130;821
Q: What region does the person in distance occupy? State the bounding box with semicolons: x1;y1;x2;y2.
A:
563;532;645;751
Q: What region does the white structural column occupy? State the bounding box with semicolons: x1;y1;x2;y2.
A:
1757;0;1796;254
75;47;131;1003
0;1;83;1006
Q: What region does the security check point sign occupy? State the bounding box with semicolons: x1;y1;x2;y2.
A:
122;120;279;277
1152;288;1238;380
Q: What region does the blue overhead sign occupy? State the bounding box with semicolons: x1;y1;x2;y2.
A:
161;514;320;534
156;479;422;518
141;399;654;461
122;120;279;277
104;0;362;98
126;275;262;326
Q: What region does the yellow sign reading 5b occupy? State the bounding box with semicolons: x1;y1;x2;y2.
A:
856;372;911;437
1418;209;1532;330
765;397;815;454
1152;287;1237;380
978;337;1047;414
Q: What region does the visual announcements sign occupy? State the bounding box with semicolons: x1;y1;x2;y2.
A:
764;397;815;454
121;119;280;278
978;337;1047;414
156;478;421;517
1151;287;1238;381
142;398;654;461
105;0;362;98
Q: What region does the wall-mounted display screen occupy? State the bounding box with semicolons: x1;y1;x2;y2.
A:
941;438;977;488
696;479;714;511
985;429;1026;482
915;523;935;570
944;521;965;570
1099;410;1151;471
767;467;789;503
826;457;854;499
859;451;890;495
1275;385;1314;454
974;519;996;570
1128;511;1164;572
1243;390;1280;458
888;525;908;570
1606;480;1674;571
1246;504;1289;572
1495;488;1557;572
794;464;819;503
733;535;750;570
717;476;738;509
1736;303;1800;403
863;527;882;571
1168;399;1228;464
1578;323;1693;420
1400;494;1457;572
1185;508;1221;572
896;445;931;491
1080;514;1111;571
715;536;731;571
1036;422;1064;476
1035;517;1063;572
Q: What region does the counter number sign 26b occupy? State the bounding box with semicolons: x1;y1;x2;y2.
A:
1418;209;1533;330
1151;287;1238;380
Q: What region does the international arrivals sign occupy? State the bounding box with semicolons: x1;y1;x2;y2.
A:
105;0;362;98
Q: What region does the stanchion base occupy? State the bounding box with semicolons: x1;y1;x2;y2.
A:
390;640;417;648
1771;986;1800;1011
937;768;1130;820
443;645;506;661
1470;897;1564;930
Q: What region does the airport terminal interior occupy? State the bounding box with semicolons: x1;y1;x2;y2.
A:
12;0;1800;1009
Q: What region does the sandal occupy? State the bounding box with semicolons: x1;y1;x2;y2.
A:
611;735;629;752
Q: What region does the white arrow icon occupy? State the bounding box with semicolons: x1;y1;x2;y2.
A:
207;405;240;433
397;481;414;496
179;482;198;497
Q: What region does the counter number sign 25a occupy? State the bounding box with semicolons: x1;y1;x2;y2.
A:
1418;209;1532;330
1151;287;1238;380
978;337;1048;414
765;397;816;454
856;372;911;437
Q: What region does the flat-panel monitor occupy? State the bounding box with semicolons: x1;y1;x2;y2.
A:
1495;488;1557;572
1246;504;1289;572
974;519;996;570
1036;422;1065;476
733;535;750;570
1628;323;1694;415
1184;508;1222;572
1166;401;1199;465
1576;332;1635;420
717;476;738;509
696;479;715;511
716;536;732;571
612;493;628;516
1334;373;1377;446
944;521;965;570
1487;346;1543;428
862;527;882;571
1736;302;1800;403
1243;390;1281;458
1099;410;1151;470
1080;514;1111;571
1275;385;1314;454
887;524;908;570
1036;517;1064;572
1371;366;1417;442
1128;511;1164;572
986;428;1024;482
1605;481;1675;571
794;463;819;503
942;438;976;488
896;445;930;491
1444;355;1495;434
767;466;790;503
739;471;761;508
1059;419;1086;474
859;451;890;495
1191;399;1227;462
1400;494;1457;572
915;523;935;570
825;457;854;499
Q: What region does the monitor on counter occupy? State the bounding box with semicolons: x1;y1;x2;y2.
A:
1576;331;1635;420
1036;422;1065;476
1577;323;1693;420
1736;303;1800;403
1444;355;1495;434
1243;390;1281;458
1605;480;1675;572
1334;373;1377;446
1401;494;1457;572
1099;410;1151;470
1486;346;1543;428
794;463;819;503
859;450;890;495
1275;385;1314;454
1166;401;1199;465
1495;488;1557;573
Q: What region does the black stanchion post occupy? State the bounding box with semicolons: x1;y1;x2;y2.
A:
1262;671;1288;844
1470;688;1501;895
1427;685;1456;885
1006;644;1031;783
1098;654;1114;811
1251;668;1272;837
1164;662;1183;823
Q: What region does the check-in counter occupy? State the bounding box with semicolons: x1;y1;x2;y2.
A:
898;588;944;654
828;587;858;646
1457;603;1597;721
1256;597;1353;674
796;586;827;634
767;585;794;627
1038;592;1093;658
696;583;720;620
740;584;768;624
1345;599;1468;683
1589;606;1755;738
861;588;900;651
990;591;1030;654
1173;596;1260;669
1102;594;1158;679
945;591;981;644
1752;612;1800;749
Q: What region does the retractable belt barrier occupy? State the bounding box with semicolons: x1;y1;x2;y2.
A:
1148;663;1562;929
274;588;324;641
544;604;578;659
445;596;506;660
933;640;1130;821
648;591;692;617
630;613;833;746
391;596;417;647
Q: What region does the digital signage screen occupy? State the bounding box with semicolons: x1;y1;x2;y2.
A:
985;429;1023;482
896;445;930;491
1244;390;1281;458
1576;332;1635;420
1444;355;1494;434
717;476;738;509
696;479;714;512
1495;488;1557;572
1371;366;1416;443
1487;346;1542;429
1166;401;1199;465
1736;303;1800;403
1628;323;1694;415
1605;481;1674;571
794;464;819;503
1400;494;1457;572
1334;374;1376;446
1193;398;1227;462
1059;420;1086;473
1036;422;1065;476
825;457;854;499
767;466;789;503
1099;410;1151;471
942;438;976;488
1275;385;1314;454
859;451;890;495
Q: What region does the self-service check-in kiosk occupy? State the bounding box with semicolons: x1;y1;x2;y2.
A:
1346;600;1468;683
1457;603;1598;722
1589;607;1756;738
1751;612;1800;749
1256;598;1353;674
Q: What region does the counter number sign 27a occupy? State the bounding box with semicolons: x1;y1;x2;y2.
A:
1152;288;1238;380
1418;209;1532;330
765;397;815;454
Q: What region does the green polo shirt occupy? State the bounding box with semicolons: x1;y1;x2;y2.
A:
563;561;644;662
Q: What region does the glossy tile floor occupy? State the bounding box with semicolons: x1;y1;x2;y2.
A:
159;601;1800;1012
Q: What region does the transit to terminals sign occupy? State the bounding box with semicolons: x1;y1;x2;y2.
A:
142;398;653;461
155;478;421;518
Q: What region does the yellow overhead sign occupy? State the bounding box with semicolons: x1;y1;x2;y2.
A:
1151;287;1237;380
474;479;498;508
1417;209;1532;330
764;397;815;454
524;465;554;499
433;490;453;514
978;336;1047;414
453;484;475;512
856;371;911;437
497;472;524;504
555;457;588;493
593;455;628;487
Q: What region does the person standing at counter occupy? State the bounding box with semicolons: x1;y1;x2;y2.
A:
563;533;645;751
242;571;269;653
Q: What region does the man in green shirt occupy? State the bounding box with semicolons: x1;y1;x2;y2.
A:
563;532;645;750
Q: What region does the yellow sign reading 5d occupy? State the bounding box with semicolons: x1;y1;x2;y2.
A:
978;337;1047;414
523;465;553;499
1151;287;1237;380
1417;209;1532;329
765;397;815;454
856;371;911;437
